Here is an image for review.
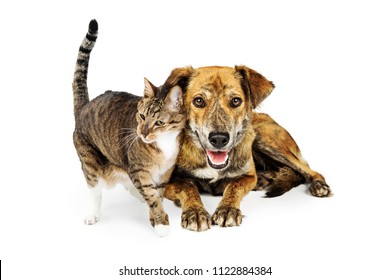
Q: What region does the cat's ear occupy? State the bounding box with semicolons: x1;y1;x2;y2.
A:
144;78;158;98
165;85;183;112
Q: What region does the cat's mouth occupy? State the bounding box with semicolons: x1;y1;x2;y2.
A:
140;136;154;144
205;149;230;169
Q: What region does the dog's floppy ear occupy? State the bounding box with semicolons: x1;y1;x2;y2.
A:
235;65;275;108
163;66;195;92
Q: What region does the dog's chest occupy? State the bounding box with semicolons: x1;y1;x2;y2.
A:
192;166;221;182
191;160;252;184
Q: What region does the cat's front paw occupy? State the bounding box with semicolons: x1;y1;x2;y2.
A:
181;208;211;232
212;206;242;227
154;224;170;237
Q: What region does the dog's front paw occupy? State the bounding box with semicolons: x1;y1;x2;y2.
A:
309;181;333;197
212;206;242;227
181;208;211;232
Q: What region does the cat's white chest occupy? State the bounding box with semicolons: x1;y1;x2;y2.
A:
150;130;180;184
155;130;180;160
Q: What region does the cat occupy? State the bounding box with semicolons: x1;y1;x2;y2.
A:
72;19;185;236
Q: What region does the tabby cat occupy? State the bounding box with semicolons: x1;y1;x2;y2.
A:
72;19;185;236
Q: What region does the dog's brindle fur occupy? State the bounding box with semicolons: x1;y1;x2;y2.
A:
162;65;332;231
251;113;331;198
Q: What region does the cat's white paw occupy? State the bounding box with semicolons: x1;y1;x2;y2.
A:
154;224;169;237
84;214;99;225
85;180;104;225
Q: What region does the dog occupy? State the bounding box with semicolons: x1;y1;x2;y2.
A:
161;65;332;231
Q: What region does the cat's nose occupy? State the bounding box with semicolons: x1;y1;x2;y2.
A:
141;125;149;138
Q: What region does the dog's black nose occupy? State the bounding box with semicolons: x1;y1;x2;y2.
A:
209;132;230;149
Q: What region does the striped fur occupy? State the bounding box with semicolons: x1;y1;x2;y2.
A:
73;19;98;118
72;20;186;236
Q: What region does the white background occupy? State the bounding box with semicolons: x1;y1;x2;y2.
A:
1;0;389;279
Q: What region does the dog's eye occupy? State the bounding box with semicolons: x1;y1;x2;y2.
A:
139;114;146;120
230;97;242;108
193;97;206;108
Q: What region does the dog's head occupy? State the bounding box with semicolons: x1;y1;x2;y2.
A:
163;65;274;170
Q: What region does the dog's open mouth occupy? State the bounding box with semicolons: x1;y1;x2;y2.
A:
206;149;229;169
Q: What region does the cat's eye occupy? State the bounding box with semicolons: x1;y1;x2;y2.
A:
193;97;206;108
230;97;242;108
140;114;145;120
155;120;165;126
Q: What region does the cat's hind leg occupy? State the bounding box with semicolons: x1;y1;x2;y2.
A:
84;179;105;225
74;132;107;225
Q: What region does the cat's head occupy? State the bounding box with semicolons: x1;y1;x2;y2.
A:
136;78;185;143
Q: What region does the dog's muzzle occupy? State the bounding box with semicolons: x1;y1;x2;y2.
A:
206;132;230;169
208;132;229;149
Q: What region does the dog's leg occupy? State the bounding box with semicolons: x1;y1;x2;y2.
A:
282;155;332;197
212;166;257;227
164;178;211;232
261;145;332;197
252;113;332;197
255;167;304;197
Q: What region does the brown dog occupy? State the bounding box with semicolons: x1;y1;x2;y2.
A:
162;65;331;231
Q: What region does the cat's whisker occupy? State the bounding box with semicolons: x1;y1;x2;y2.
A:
120;133;140;160
117;128;138;151
127;134;140;151
122;135;137;149
117;127;136;136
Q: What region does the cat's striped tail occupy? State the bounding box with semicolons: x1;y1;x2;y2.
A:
72;19;98;118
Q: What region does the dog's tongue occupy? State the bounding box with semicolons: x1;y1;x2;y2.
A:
206;150;229;165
